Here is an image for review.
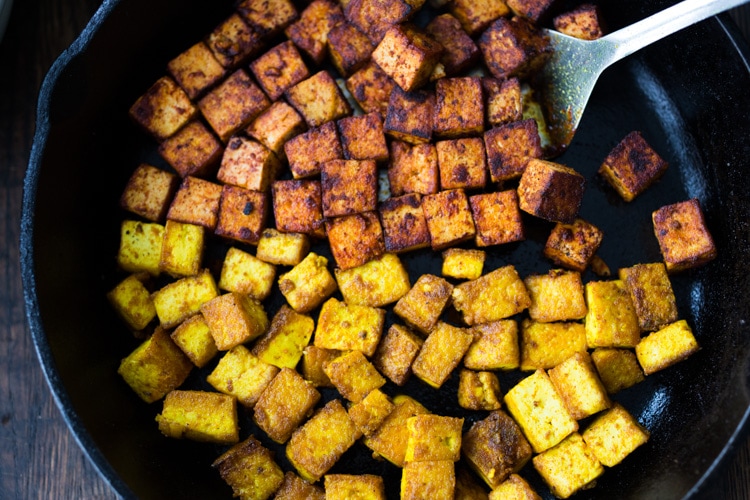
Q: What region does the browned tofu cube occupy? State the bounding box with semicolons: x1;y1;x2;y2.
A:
301;345;340;387
520;319;587;371
217;136;281;192
489;474;542;500
325;474;386;500
324;350;386;402
393;274;453;334
507;0;560;23
284;121;343;179
237;0;299;38
484;119;543;182
362;394;430;467
245;99;307;161
455;465;492;500
411;321;474;388
285;0;346;65
584;279;641;348
582;403;650;467
436;138;487;190
470;190;525;247
449;0;510;36
590;347;645;394
167;41;226;100
384;87;435;144
337;113;389;162
372;23;443;92
345;61;398;119
532;433;603;499
167;176;223;230
524;269;587;323
250;41;310;101
129;76;197;141
548;351;611;420
207;345;279;407
119;164;179;222
345;0;424;44
198;69;271;142
441;248;486;280
378;193;431;254
278;252;338;313
373;324;424;386
433;77;485;139
214;185;268;246
635;319;700;375
213;436;285;500
425;13;480;76
553;3;606;40
326;211;385;270
452;265;531;325
599;131;668;202
201;292;269;351
271;179;326;238
464;319;519;371
206;13;264;69
401;460;455;499
404;414;464;462
422;188;476;251
347;388;395;437
483;77;523;127
254;368;321;443
457;369;502;411
335;253;411;307
327;22;375;77
157;120;223;178
387;140;439;196
156;390;239;445
652;198;717;272
285;70;352;127
518;158;585;224
543;218;604;272
619;262;678;332
275;471;325;500
478;17;551;80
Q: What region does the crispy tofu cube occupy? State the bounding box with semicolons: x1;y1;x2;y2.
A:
425;14;480;76
250;41;310;101
275;471;325;500
347;388;395;437
167;176;223;230
387;141;439;196
599;131;668;202
363;394;430;467
214;185;269;246
324;350;386;402
652;198;717;272
441;248;486;280
284;121;343;179
464;319;519;370
213;436;285;500
237;0;299;38
119;164;179;222
252;305;314;369
524;269;587;323
159;220;204;278
507;0;560;23
520;319;587;371
449;0;510;36
117;220;164;277
117;327;193;403
286;398;361;482
457;369;502;411
582;403;650;467
345;0;424;44
167;41;226;100
218;246;276;300
129;76;197;141
156;390;238;444
478;16;551;80
433;77;485;139
345;61;397;119
321;159;378;217
217;136;282;192
636;319;699;375
325;474;385;500
157;120;223;178
619;262;678;332
337;113;389;162
285;70;352;128
201;292;269;351
405;414;464;462
384;87;435;144
489;474;542;500
278;252;337;313
591;347;645;394
335;252;411;307
372;23;443;92
504;369;578;453
452;265;531;325
462;410;532;488
207;344;279;407
254;367;321;443
584;279;641;348
401;460;455;500
548;352;611;420
455;465;492;500
543;218;604;272
470;190;525;247
170;313;217;368
393;274;453;334
436;138;487;190
378;193;431;253
108;274;156;332
152;269;219;329
314;297;385;356
483;77;523;127
271;179;326;238
326;212;386;270
518;158;585;224
285;0;346;65
206;13;264;69
256;228;310;266
302;345;340;387
373;324;424;386
246;101;307;160
553;4;606;40
327;22;375;77
484;119;543;182
412;321;474;388
422;188;476;250
532;433;603;499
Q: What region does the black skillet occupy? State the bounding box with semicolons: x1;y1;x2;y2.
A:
21;0;750;498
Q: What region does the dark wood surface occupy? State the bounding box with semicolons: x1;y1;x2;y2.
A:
0;0;748;498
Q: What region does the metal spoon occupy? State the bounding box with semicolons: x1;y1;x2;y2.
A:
538;0;749;154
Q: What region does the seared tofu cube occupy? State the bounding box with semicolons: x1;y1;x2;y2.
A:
254;367;321;443
373;324;424;386
590;347;645;394
170;313;218;368
345;0;424;44
278;252;338;313
507;0;560;23
452;265;531;325
314;297;385;356
433;77;485;139
167;176;223;230
635;319;699;375
441;248;485;280
553;4;606;40
157;120;223;178
117;327;193;403
275;471;325;500
250;41;310;101
337;113;389;162
120;164;179;223
217;136;281;193
198;69;271;142
464;319;519;370
599;131;668;202
256;228;310;266
436;138;487;190
201;291;268;351
518;158;585;224
652;198;717;272
405;414;463;462
393;274;453;334
384;87;435;144
206;13;264;69
152;269;219;329
237;0;299;38
478;17;551;80
457;369;502;411
548;352;611;420
117;220;164;277
271;179;326;238
159;220;205;277
379;193;431;253
252;305;314;369
584;279;641;348
108;274;156;332
167;41;226;100
462;410;532;488
346;61;397;118
524;269;587;323
285;0;346;65
422;188;476;250
324;350;386;402
504;369;578;453
619;262;678;332
327;22;374;77
207;344;279;407
325;474;385;500
246;101;307;160
285;70;352;127
129;76;197;141
214;185;269;246
412;321;474;388
362;394;430;467
284;121;343;179
213;436;285;500
401;460;455;500
326;212;385;270
347;388;395;436
372;23;443;92
489;474;541;500
218;246;276;300
387;141;439;196
302;345;340;387
582;403;650;467
335;252;411;307
449;0;510;36
425;14;479;76
156;390;238;445
469;190;525;247
484;119;543;182
543;218;604;272
455;465;491;500
532;433;603;499
519;319;587;371
483;77;523;127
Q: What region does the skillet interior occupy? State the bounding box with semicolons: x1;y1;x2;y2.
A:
21;0;750;498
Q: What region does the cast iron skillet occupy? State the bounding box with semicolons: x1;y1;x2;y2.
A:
21;0;750;498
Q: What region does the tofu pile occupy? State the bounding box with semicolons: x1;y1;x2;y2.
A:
110;0;717;498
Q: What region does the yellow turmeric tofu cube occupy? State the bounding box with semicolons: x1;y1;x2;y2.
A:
384;87;435;145
157;120;224;179
167;176;223;230
635;319;699;375
548;352;611;420
449;0;510;36
590;347;645;394
275;471;325;500
469;189;525;248
217;136;282;193
215;185;269;246
518;158;585;224
167;41;226;100
246;101;306;162
456;463;494;500
363;394;430;467
584;279;641;348
301;345;340;387
619;262;678;332
464;319;519;371
422;188;476;251
237;0;299;38
462;410;532;489
250;40;310;101
201;292;269;351
433;77;485;139
254;367;321;443
278;252;337;313
506;0;559;23
324;350;386;402
152;269;219;329
170;313;218;368
286;398;361;482
284;121;343;180
335;252;411;307
156;390;238;445
119;163;179;223
337;112;389;162
489;474;542;500
206;13;264;69
117;220;164;277
484;119;543;183
159;220;205;278
321;159;378;217
401;460;455;500
387;140;439;196
213;436;285;500
482;77;523;128
371;24;443;92
285;70;352;128
652;198;717;272
129;76;197;141
425;13;479;76
524;269;587;323
256;228;310;266
599;131;668;202
314;297;385;356
553;4;606;40
441;248;486;280
326;212;386;270
520;319;587;371
452;265;531;325
532;433;604;499
272;179;326;238
207;345;279;407
478;17;551;80
411;321;474;388
373;324;424;386
285;0;345;65
108;273;156;332
393;274;453;334
325;474;386;500
378;193;432;254
582;403;650;467
457;369;502;411
252;305;314;369
346;60;398;119
405;414;464;462
347;388;395;437
504;369;578;453
327;22;375;77
436;137;487;190
218;247;276;301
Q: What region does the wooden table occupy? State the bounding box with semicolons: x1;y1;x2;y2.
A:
0;0;748;498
